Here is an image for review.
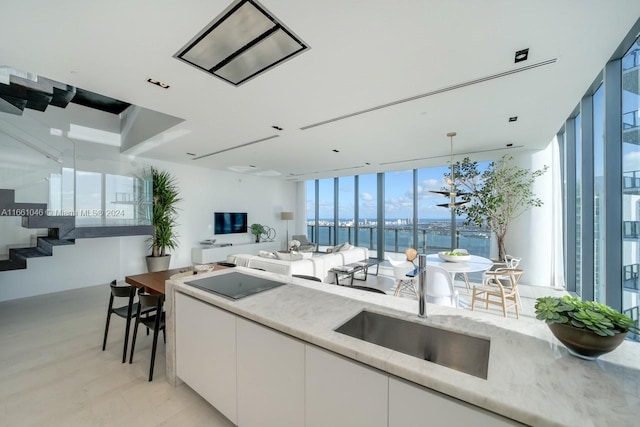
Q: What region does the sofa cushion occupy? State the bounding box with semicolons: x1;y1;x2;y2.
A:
334;246;369;265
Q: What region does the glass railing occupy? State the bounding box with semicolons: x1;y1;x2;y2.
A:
71;158;152;227
307;224;491;258
0;109;152;227
0;111;73;207
0;111;73;257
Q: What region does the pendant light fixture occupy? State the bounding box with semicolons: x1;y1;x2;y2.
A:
431;132;468;208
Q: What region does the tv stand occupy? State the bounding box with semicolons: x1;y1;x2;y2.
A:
192;241;280;264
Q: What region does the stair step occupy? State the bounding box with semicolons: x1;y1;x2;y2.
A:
38;237;75;246
11;247;51;258
0;259;25;271
37;237;75;253
22;215;75;238
68;225;154;239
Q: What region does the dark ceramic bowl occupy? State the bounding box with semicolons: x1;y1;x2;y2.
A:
548;323;627;360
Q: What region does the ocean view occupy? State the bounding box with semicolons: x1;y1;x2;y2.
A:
307;218;491;258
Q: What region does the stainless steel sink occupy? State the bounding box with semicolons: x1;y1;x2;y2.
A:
335;310;490;379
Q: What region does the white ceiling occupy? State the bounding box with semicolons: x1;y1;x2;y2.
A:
1;0;639;181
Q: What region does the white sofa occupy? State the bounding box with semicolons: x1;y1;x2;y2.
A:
226;246;369;282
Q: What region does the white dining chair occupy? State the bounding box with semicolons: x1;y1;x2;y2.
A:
387;256;418;298
426;265;460;308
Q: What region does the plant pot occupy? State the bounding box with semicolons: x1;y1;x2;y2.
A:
146;255;171;272
548;323;627;360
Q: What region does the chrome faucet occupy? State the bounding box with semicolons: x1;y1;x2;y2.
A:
418;254;427;318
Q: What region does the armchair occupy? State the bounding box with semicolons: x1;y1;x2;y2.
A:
291;235;317;252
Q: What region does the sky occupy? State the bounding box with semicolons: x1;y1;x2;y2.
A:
307;162;490;221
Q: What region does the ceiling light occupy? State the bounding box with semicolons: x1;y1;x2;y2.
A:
514;48;529;63
507;143;513;147
186;152;196;156
430;132;468;209
332;149;340;153
509;116;518;122
272;125;283;131
174;0;309;86
147;78;170;89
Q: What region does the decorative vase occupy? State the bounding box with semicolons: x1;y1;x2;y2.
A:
146;254;171;272
548;323;627;360
255;234;260;243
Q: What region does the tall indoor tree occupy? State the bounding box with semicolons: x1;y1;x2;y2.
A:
448;155;548;261
146;167;181;271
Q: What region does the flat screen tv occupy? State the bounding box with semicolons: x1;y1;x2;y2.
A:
215;212;248;235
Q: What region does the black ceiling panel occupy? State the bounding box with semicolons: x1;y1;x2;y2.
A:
71;87;131;115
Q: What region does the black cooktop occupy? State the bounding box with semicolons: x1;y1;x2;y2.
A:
185;272;286;300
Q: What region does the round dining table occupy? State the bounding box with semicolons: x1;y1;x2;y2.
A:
406;254;494;292
425;253;493;274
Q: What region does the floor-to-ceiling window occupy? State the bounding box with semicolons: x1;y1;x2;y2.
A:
575;113;583;297
338;176;355;244
561;28;640;340
593;85;606;302
357;174;378;257
622;38;640;335
416;165;451;254
383;170;414;255
317;178;335;246
306;180;316;241
305;161;493;261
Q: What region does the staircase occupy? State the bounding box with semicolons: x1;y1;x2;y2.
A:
0;189;153;272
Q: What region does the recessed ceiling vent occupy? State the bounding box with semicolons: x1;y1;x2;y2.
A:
174;0;309;86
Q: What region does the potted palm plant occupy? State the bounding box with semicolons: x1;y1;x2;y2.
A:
534;295;638;360
146;167;181;272
250;223;265;243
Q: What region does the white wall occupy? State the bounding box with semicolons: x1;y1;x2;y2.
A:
504;144;556;287
0;148;297;302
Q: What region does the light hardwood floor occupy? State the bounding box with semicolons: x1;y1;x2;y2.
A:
0;285;235;427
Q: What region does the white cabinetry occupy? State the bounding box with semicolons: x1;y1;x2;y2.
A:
192;241;280;263
306;345;388;427
236;317;305;427
174;291;521;427
175;293;238;424
389;377;520;427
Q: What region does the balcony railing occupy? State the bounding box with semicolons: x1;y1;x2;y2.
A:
623;170;640;192
624;263;640;291
623;110;640;131
307;224;491;258
623;221;640;239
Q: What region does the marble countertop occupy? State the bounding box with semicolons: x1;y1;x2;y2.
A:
166;267;640;427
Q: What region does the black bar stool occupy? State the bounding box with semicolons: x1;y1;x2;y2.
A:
129;292;166;381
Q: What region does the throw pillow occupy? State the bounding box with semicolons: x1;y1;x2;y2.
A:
276;251;303;261
259;250;276;259
339;242;353;251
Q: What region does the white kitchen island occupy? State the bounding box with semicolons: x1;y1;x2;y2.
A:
165;267;640;427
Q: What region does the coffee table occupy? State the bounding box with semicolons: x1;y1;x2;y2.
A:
329;259;381;286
